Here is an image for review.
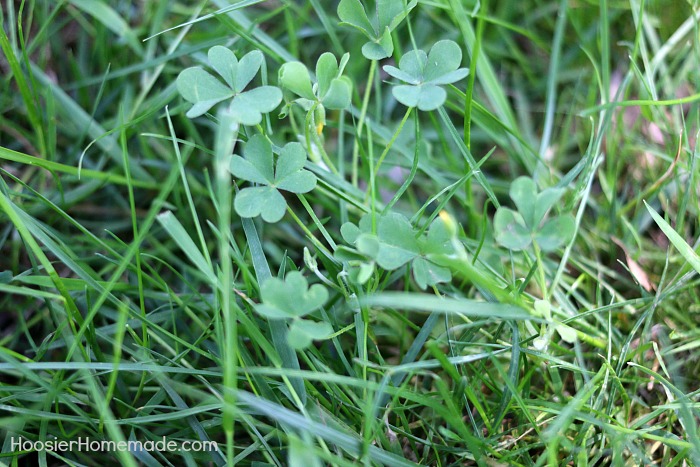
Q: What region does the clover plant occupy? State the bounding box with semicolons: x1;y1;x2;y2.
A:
279;52;352;112
254;271;332;350
337;0;417;60
176;46;282;125
229;134;317;223
494;176;575;252
279;52;353;164
337;212;453;289
383;40;469;111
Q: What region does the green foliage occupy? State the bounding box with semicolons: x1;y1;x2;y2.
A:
254;271;332;349
287;435;322;467
337;0;417;59
230;135;317;223
646;201;700;275
383;40;469;110
532;299;577;350
337;213;453;289
279;52;353;110
176;46;282;125
3;1;700;466
494;176;575;251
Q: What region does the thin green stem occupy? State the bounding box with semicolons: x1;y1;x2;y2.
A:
305;101;339;174
384;110;420;212
532;242;549;301
373;106;412;175
286;203;336;260
297;193;337;250
352;60;377;187
464;0;484;147
367;122;377;233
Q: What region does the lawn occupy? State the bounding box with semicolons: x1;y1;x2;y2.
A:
1;0;700;465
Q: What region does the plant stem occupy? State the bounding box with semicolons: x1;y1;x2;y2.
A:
373;106;413;175
532;242;549;301
305;102;339;174
367;122;377;234
384;109;420;212
352;59;377;187
287;203;336;260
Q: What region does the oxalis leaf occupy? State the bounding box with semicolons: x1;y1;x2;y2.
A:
254;271;329;319
279;52;352;110
383;40;469;111
494;176;575;251
176;46;282;125
337;212;454;289
337;0;417;60
254;271;332;350
230;135;317;223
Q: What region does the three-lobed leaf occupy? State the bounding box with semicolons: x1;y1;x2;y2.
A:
230;135;317;223
383;40;469;110
254;272;333;350
254;271;329;319
338;212;453;289
176;46;282;124
337;0;417;60
494;176;575;251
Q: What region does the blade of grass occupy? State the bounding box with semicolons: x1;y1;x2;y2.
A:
644;201;700;274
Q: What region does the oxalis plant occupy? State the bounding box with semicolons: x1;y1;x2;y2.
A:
494;176;577;348
172;39;575;360
253;271;332;350
383;39;470;111
336;212;454;289
176;45;281;125
172;17;582;463
230;134;316;223
173;36;581;361
278;52;352;167
337;0;417;60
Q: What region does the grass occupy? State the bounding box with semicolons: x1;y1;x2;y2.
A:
1;0;700;465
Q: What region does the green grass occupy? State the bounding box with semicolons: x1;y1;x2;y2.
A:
1;0;700;465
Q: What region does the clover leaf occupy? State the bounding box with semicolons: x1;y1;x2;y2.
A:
255;271;329;319
382;40;469;111
229;134;317;223
337;212;453;289
254;271;333;350
494;176;575;252
279;52;352;110
337;0;417;60
176;46;282;125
